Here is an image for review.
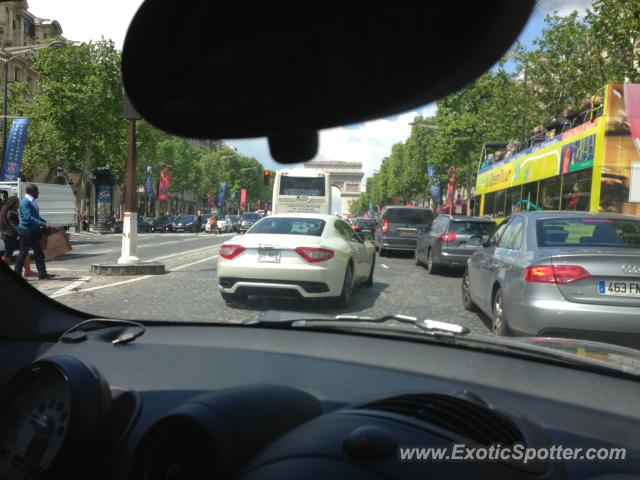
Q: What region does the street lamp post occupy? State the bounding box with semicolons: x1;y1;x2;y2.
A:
0;41;66;160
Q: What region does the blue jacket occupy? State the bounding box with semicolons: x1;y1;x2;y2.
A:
18;196;47;232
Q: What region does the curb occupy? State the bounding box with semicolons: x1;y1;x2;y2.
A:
91;262;165;276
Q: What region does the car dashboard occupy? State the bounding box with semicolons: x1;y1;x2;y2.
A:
1;324;639;480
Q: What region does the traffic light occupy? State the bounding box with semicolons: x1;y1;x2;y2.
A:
263;171;270;186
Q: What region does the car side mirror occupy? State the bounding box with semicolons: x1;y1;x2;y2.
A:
468;235;484;247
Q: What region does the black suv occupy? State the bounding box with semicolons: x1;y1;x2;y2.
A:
374;206;434;256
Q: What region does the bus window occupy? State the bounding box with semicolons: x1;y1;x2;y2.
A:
561;168;592;211
522;182;539;209
539;176;562;210
484;192;496;216
505;186;522;216
494;190;506;216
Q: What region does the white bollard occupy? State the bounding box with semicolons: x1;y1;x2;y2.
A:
117;211;141;264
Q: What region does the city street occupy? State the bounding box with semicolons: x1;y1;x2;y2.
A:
25;232;491;334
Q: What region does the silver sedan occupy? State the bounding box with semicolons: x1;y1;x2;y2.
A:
462;211;640;347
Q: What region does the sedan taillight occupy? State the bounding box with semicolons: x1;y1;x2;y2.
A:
219;244;246;260
295;247;334;263
439;232;457;243
382;219;388;234
352;225;361;231
524;265;590;284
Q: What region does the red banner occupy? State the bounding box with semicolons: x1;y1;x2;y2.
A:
240;189;247;208
158;165;172;201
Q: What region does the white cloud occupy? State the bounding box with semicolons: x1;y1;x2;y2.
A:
535;0;593;18
26;0;145;48
230;103;437;183
316;104;437;180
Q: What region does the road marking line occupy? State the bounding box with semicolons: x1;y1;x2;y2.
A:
76;275;153;293
49;276;91;298
380;264;389;269
150;245;221;262
170;255;218;271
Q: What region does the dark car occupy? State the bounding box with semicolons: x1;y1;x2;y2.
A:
152;215;174;232
174;214;197;232
351;218;376;234
416;215;496;274
374;207;434;256
239;212;261;233
138;215;153;233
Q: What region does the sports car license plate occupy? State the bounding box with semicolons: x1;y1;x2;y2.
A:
258;248;280;263
598;280;640;297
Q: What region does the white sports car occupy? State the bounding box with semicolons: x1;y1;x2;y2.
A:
217;214;376;306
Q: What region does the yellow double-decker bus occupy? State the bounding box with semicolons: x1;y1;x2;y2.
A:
473;83;640;221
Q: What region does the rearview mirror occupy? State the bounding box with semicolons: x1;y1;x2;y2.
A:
122;1;534;163
467;235;484;247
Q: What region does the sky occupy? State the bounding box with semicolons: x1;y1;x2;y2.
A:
26;0;594;182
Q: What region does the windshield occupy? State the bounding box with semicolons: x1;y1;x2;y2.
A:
11;0;640;361
279;176;326;196
449;221;496;235
248;218;326;236
384;209;433;225
537;218;640;248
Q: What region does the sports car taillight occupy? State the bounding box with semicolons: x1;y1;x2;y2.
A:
295;247;334;263
524;265;590;284
382;219;388;234
219;244;246;260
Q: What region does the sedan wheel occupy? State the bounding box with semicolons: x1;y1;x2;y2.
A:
336;264;354;307
461;269;478;312
492;288;510;336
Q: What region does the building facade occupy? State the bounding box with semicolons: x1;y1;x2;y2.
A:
0;1;63;92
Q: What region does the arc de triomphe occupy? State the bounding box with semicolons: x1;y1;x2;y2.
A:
304;161;364;216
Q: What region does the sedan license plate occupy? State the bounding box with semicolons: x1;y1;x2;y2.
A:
258;248;280;263
598;280;640;297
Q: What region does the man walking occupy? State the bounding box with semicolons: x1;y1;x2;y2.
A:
14;184;55;280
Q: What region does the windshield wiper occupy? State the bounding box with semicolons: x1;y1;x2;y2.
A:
243;311;469;336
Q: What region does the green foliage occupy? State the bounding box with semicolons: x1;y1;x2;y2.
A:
364;0;640;206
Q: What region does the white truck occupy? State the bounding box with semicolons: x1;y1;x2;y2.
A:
0;180;76;228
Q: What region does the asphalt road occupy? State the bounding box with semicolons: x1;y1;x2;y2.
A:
23;231;491;334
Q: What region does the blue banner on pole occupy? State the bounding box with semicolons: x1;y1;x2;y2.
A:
427;166;434;177
144;165;155;199
1;118;30;181
230;191;237;203
430;184;441;204
216;181;227;206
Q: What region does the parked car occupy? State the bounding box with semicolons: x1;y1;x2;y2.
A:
217;214;236;233
217;214;375;306
374;207;434;256
229;215;241;232
416;215;496;274
199;214;211;232
462;211;640;347
174;214;197;232
152;215;175;232
138;215;153;233
351;218;377;234
239;212;262;233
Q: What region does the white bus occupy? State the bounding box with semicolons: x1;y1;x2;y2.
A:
272;169;332;215
0;180;76;228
